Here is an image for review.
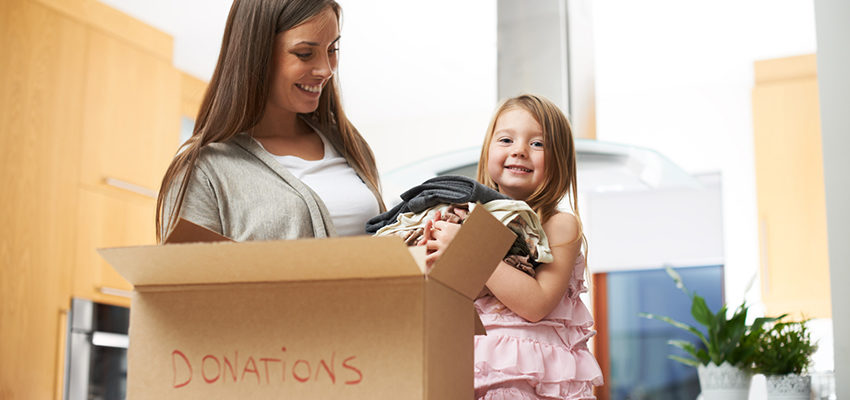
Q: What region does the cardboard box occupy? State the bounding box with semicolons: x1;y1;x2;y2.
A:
99;206;514;399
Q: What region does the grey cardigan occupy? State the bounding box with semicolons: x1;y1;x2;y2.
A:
162;124;383;242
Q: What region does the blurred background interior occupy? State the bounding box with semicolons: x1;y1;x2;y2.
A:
1;0;847;399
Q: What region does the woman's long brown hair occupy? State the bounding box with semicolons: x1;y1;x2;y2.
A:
156;0;382;242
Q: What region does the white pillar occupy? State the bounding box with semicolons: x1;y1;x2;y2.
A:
813;0;850;395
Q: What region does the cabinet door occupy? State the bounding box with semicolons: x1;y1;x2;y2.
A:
74;188;156;307
79;28;180;196
0;2;86;399
753;55;831;318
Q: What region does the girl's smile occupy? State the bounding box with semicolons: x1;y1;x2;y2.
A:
487;108;546;200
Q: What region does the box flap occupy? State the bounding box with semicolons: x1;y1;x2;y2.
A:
408;246;427;274
99;236;422;287
474;310;487;335
428;206;516;300
164;218;232;244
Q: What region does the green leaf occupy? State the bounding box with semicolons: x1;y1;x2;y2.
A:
695;349;710;364
669;355;703;367
664;266;691;297
668;339;699;358
752;315;785;332
707;305;727;357
691;295;714;328
726;310;749;341
639;313;710;349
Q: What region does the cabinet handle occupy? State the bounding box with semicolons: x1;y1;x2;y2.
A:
99;286;132;298
759;218;770;297
103;177;157;199
92;331;129;349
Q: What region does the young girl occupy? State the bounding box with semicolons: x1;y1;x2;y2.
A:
424;95;603;399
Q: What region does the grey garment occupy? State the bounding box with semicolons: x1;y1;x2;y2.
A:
366;175;509;234
161;127;382;242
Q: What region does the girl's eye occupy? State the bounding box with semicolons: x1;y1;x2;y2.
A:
497;137;512;144
531;141;544;148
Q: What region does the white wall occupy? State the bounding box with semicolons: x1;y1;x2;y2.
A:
97;0;231;80
585;174;724;272
97;0;499;175
592;0;817;308
813;0;850;392
335;0;498;173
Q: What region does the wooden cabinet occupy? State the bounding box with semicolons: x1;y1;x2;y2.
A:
73;188;157;306
2;0;187;398
80;28;180;196
181;72;209;121
72;18;181;305
753;54;832;319
0;1;86;398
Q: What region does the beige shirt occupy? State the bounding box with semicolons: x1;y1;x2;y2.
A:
161;123;382;242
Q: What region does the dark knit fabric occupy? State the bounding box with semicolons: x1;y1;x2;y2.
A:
366;175;509;234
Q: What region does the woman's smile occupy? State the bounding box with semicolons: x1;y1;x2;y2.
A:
295;82;323;94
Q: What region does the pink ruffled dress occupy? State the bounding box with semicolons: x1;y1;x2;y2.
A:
474;254;604;400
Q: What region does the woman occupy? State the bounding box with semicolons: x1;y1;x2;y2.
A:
157;0;384;242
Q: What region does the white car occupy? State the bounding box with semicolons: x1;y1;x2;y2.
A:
379;139;700;207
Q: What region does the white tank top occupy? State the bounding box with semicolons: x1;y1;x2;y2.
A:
256;133;380;236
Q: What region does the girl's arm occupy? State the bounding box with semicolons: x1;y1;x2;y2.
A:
424;211;581;322
484;212;581;322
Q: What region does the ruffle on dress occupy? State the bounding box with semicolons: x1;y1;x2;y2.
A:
479;386;542;400
476;370;598;400
474;255;603;399
476;379;595;400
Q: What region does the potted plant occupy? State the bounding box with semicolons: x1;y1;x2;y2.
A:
750;318;817;399
639;267;782;400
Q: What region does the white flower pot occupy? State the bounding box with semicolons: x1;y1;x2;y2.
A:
765;373;811;400
697;362;752;400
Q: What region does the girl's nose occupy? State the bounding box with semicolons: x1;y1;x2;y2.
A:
511;145;528;158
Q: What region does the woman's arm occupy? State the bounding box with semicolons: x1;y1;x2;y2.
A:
161;165;223;240
484;212;581;322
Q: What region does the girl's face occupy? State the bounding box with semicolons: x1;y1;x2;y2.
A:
268;7;340;115
486;107;547;201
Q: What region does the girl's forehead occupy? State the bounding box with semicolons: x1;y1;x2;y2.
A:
495;108;543;132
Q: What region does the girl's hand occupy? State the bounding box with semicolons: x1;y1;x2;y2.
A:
422;210;462;268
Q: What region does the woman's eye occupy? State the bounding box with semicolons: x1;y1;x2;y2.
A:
294;52;312;59
328;47;339;55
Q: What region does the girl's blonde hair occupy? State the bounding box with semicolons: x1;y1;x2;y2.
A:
476;94;587;253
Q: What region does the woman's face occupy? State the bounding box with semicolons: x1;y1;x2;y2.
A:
268;7;340;115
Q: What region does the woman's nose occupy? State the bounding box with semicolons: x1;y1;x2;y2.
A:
313;54;336;79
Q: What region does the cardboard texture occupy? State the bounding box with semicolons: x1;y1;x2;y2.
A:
164;219;233;244
99;207;515;399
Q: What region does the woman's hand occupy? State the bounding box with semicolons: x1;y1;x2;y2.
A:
422;210;462;268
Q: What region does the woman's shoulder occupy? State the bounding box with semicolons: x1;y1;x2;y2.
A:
543;211;580;245
195;135;257;169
